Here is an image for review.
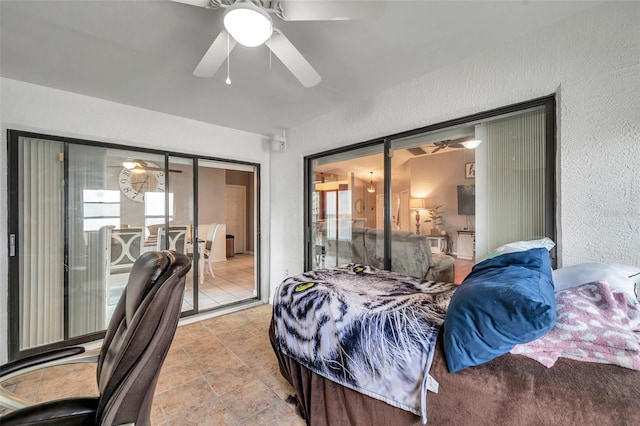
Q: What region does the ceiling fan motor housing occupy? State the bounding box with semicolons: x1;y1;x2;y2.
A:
223;2;273;47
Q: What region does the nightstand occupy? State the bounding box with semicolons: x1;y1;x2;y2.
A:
427;235;448;254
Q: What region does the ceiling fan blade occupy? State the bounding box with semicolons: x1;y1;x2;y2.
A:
169;0;212;8
147;167;183;174
276;0;386;21
432;147;443;154
109;165;183;173
265;30;321;87
193;29;237;78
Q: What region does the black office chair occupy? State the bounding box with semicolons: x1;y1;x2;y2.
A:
0;250;191;425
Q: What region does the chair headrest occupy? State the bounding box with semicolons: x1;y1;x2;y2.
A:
124;251;191;323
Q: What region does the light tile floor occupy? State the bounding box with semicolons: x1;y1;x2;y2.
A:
3;257;473;424
108;253;257;324
1;304;304;426
183;253;257;312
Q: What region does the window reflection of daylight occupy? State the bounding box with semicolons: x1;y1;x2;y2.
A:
82;189;121;231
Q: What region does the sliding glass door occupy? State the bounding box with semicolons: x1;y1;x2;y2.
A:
305;96;555;281
308;145;384;270
7;131;260;360
391;106;550;264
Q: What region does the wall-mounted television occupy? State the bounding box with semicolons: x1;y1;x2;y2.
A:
457;185;475;215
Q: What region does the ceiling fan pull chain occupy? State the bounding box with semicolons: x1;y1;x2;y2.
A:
269;33;272;69
226;31;231;85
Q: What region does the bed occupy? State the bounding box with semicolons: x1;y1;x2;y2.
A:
270;249;640;425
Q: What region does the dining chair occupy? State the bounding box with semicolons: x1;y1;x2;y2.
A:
156;225;189;254
204;223;221;278
106;227;144;276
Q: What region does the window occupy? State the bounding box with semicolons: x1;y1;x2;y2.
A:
83;189;121;231
144;192;174;238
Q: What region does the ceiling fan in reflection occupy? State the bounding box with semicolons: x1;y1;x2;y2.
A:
431;137;482;153
109;160;183;174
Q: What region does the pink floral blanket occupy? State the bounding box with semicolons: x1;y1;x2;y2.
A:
511;281;640;370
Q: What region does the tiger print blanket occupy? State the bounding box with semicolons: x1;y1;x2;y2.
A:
272;264;458;424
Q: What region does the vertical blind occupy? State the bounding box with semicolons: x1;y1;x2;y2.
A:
486;108;546;251
20;138;65;349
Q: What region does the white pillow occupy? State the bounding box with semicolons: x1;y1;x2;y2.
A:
482;237;556;261
552;263;639;302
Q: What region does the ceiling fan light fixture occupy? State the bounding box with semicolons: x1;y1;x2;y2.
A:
223;3;273;47
461;139;482;149
122;160;148;173
367;172;376;193
122;161;138;170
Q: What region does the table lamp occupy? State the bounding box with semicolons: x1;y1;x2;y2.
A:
409;198;425;235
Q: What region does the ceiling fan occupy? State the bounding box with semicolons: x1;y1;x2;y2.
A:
172;0;386;87
110;160;183;174
431;137;482;154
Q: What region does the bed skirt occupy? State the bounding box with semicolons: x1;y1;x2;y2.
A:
270;319;640;426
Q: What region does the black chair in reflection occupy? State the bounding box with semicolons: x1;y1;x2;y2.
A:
0;251;192;425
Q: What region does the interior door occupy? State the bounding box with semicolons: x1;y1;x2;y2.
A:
400;190;410;232
376;194;384;228
226;184;246;253
392;193;401;230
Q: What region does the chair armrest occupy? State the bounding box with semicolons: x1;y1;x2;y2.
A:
426;254;456;283
0;397;99;425
1;347;99;411
0;347;85;377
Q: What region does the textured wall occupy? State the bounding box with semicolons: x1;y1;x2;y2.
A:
269;2;640;300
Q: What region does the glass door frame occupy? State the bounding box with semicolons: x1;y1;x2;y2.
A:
304;138;391;271
7;129;261;361
304;94;556;271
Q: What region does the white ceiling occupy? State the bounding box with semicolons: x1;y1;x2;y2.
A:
0;0;599;137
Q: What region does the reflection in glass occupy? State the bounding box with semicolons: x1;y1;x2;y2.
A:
308;103;551;284
10;131;262;359
67;147;165;338
309;146;384;270
196;160;258;311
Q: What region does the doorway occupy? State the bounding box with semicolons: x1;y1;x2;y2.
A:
226;184;247;254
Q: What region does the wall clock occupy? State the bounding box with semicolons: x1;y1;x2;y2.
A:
118;165;165;203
